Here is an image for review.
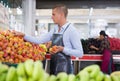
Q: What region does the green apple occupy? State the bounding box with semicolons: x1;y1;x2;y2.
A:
0;64;8;74
0;73;7;81
83;64;100;78
18;76;27;81
96;71;104;81
68;74;76;81
24;59;34;77
76;70;89;81
39;72;49;81
110;71;120;81
48;75;57;81
32;61;43;81
56;72;68;81
89;79;95;81
104;74;111;81
17;63;26;77
6;67;17;81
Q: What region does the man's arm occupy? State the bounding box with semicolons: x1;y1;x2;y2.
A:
24;29;54;44
63;29;83;57
13;29;54;44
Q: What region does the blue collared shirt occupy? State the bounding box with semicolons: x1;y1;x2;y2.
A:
24;22;83;57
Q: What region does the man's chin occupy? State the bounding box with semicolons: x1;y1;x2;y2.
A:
54;22;57;24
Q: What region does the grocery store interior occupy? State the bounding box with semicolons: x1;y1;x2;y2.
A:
0;0;120;80
3;0;120;38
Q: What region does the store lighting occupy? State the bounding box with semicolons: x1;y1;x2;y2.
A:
17;7;22;15
89;7;93;16
36;12;39;16
8;8;12;14
94;19;108;27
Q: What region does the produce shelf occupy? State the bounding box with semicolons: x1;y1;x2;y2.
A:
2;62;18;67
45;54;120;62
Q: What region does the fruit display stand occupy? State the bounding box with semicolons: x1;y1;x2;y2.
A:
2;62;18;67
45;54;120;74
0;30;47;67
1;59;120;81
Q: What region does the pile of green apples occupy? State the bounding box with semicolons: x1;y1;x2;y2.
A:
0;59;48;81
0;59;120;81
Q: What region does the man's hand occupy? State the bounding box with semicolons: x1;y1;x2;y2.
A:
49;45;64;55
12;30;25;37
57;46;64;52
45;41;52;48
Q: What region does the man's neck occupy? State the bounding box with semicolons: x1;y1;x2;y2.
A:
58;20;67;27
58;20;67;32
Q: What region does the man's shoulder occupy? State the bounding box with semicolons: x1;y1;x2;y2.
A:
69;24;78;31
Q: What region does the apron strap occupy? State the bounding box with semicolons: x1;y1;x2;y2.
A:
53;23;71;34
63;23;71;34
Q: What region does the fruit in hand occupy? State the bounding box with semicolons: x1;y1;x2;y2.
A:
49;45;57;53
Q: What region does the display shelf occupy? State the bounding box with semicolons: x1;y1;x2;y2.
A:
45;54;120;62
2;62;17;67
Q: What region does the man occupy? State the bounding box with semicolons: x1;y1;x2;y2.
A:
14;4;83;75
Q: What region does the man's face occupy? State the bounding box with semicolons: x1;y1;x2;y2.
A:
51;8;61;24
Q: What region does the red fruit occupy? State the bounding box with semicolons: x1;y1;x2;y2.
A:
27;54;32;58
3;53;8;58
22;53;26;57
21;58;25;62
34;57;39;61
17;55;23;59
0;42;3;46
14;58;19;63
9;59;14;63
10;55;15;59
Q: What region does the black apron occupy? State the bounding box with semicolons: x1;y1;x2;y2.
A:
50;23;72;75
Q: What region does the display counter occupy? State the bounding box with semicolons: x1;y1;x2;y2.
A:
45;54;120;74
45;54;120;62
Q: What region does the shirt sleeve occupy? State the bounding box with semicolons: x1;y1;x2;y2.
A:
24;29;54;44
63;29;83;57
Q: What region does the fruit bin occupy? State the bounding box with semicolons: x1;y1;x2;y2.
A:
1;60;46;68
2;62;18;67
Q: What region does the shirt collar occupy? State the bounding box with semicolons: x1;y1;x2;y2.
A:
58;22;70;32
